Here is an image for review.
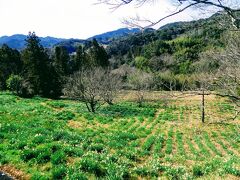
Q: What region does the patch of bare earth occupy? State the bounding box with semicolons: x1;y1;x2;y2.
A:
68;120;83;129
116;90;170;102
0;165;30;180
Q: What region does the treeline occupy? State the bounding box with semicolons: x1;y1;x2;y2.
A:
0;32;109;98
106;13;225;85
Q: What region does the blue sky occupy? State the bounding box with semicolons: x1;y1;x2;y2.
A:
0;0;208;39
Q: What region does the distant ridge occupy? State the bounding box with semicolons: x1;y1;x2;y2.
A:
0;28;141;51
0;34;67;50
87;28;140;44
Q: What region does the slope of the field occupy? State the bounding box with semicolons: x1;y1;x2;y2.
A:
0;92;239;179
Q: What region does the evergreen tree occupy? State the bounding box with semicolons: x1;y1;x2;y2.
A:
54;46;69;75
0;44;22;90
22;32;61;98
89;39;109;67
74;45;89;71
22;32;49;95
47;65;63;98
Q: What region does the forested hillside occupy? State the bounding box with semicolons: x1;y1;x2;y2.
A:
0;12;238;97
107;12;226;74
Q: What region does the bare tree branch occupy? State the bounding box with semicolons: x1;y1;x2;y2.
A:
98;0;240;29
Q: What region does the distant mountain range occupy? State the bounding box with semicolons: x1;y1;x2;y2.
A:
0;34;67;50
87;28;140;43
0;28;141;51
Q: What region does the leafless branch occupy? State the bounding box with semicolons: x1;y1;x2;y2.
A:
98;0;240;29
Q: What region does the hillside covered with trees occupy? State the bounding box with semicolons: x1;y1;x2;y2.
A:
0;12;237;97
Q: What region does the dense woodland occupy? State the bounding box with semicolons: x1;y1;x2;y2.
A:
0;13;239;112
0;32;109;98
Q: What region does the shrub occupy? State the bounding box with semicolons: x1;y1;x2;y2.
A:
46;101;68;108
193;165;205;177
52;130;71;141
36;149;51;163
0;153;8;164
51;151;66;165
16;141;27;150
18;79;35;98
80;157;106;177
32;135;48;145
165;167;186;179
134;166;151;176
52;165;67;179
21;149;37;162
68;172;88;180
67;166;88;180
6;74;23;94
88;143;105;153
31;172;49;180
55;111;75;120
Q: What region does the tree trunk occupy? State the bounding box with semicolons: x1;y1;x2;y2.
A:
90;101;96;113
201;90;205;123
107;100;114;105
86;103;91;112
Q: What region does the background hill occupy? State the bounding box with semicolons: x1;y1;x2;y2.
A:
0;34;67;50
0;13;231;76
87;28;140;44
0;28;140;51
106;13;227;74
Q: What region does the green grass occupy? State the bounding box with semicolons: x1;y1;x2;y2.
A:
0;92;239;179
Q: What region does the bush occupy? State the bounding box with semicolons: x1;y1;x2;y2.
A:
52;165;67;179
18;80;35;98
67;166;88;180
88;143;105;153
165;167;186;179
6;75;34;98
36;149;51;163
51;151;66;165
32;135;48;145
21;149;37;162
46;101;68;108
0;153;8;164
68;172;88;180
64;146;84;157
193;165;204;177
6;74;23;94
56;111;75;121
31;172;49;180
80;157;106;177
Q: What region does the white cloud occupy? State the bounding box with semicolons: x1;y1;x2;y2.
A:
0;0;207;39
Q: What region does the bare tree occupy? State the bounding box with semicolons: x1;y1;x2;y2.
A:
98;0;240;29
192;73;214;123
128;69;153;107
64;68;122;112
185;33;240;123
63;68;105;113
101;69;122;105
214;32;240;118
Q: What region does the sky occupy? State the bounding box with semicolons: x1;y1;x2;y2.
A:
0;0;208;39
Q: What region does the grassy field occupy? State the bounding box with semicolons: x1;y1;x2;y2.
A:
0;91;239;179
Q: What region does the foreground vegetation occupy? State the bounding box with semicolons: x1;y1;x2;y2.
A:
0;91;239;179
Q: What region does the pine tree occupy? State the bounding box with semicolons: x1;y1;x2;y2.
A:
22;32;62;97
74;45;89;71
0;44;22;90
22;32;51;96
54;46;69;75
89;39;109;67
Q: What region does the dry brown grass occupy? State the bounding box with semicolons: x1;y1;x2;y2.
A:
0;165;30;180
